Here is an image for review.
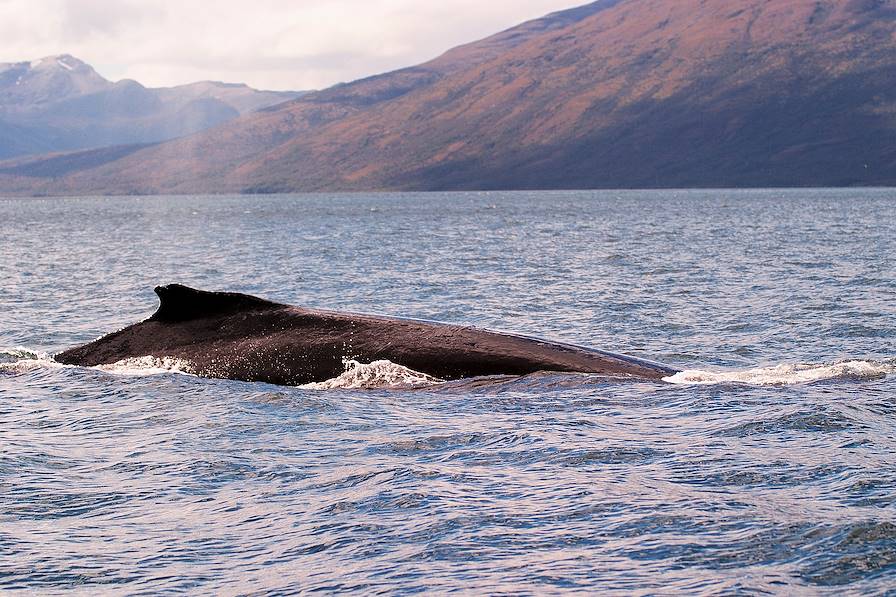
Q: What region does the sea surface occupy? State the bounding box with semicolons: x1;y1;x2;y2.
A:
1;189;894;595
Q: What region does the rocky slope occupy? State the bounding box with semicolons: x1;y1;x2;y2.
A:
2;0;895;194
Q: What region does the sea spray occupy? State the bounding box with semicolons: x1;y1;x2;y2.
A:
95;356;197;377
664;360;894;386
301;359;444;390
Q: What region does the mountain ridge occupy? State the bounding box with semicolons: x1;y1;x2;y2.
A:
0;54;306;160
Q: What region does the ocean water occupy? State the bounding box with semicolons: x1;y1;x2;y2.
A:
1;189;894;595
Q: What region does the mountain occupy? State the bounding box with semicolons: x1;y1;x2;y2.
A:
0;55;305;160
1;0;895;195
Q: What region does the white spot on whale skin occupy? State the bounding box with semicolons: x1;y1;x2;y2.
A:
664;360;894;386
301;360;443;390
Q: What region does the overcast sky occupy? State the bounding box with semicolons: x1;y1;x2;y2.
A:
0;0;585;91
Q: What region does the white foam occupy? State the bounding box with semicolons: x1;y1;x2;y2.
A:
664;360;894;386
0;348;65;374
1;349;196;378
0;347;44;361
4;345;890;390
301;360;443;390
94;356;196;377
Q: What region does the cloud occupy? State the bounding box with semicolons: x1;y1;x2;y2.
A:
0;0;585;90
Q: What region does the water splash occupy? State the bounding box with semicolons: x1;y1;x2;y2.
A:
95;356;196;377
301;360;444;390
664;360;894;386
0;348;65;374
1;349;195;378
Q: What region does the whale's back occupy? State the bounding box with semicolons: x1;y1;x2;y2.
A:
56;285;680;385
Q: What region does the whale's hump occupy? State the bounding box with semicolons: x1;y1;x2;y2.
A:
149;284;284;322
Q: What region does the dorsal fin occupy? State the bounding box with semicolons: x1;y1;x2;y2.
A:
149;284;283;322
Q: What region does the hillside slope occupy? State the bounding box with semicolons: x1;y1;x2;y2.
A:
2;0;895;194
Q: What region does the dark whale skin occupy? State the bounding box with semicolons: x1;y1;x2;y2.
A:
55;285;680;385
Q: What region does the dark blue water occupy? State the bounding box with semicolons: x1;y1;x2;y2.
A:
1;190;894;595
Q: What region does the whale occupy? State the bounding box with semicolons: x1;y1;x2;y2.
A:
55;284;680;386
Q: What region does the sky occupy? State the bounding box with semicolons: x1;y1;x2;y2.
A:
0;0;586;91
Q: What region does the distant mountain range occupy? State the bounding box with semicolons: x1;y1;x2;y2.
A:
0;54;305;160
1;0;895;195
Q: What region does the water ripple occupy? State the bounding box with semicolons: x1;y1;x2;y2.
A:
0;190;894;594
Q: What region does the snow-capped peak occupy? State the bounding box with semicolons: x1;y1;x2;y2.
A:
26;54;85;72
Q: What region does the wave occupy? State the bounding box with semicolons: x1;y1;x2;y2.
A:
664;360;895;386
0;347;67;375
0;347;67;373
0;348;44;361
301;360;444;390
